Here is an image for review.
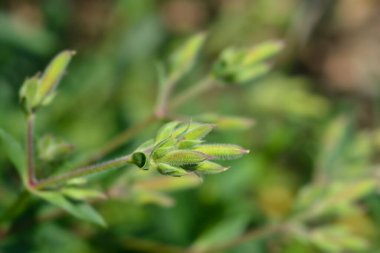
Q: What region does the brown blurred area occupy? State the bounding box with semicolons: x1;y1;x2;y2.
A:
3;0;380;93
290;0;380;95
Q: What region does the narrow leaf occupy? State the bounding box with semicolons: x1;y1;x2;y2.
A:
0;128;26;184
169;33;206;79
60;187;106;201
35;50;75;106
19;75;39;112
241;40;284;66
35;191;106;227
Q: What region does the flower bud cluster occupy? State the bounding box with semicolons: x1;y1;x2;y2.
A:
132;121;249;177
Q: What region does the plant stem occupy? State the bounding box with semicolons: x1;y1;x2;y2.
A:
84;77;216;164
169;76;216;110
34;154;135;190
155;74;179;118
27;113;36;187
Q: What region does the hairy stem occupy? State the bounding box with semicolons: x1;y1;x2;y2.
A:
85;77;216;164
155;74;179;118
34;154;135;190
27;113;36;187
169;76;216;110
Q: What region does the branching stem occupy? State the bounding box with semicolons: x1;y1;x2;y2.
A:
27;113;36;187
85;76;216;164
34;154;135;190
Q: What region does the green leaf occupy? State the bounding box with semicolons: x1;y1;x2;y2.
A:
35;191;106;227
132;190;174;207
212;40;283;85
0;128;26;184
19;75;39;113
241;40;284;66
309;225;369;252
318;180;376;216
297;180;376;219
233;63;271;84
34;50;75;107
169;33;206;80
191;214;250;251
316;116;354;181
34;223;92;253
60;187;106;201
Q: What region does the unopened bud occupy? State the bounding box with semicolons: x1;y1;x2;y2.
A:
157;163;189;177
155;121;180;143
194;161;229;174
157;150;210;166
193;144;249;160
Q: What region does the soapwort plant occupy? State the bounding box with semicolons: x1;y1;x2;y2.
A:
0;34;282;232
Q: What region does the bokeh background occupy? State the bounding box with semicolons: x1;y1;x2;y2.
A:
1;0;380;252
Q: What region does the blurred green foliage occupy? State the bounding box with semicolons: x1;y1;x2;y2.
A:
1;0;380;253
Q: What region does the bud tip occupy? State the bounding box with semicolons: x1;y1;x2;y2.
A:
242;149;250;154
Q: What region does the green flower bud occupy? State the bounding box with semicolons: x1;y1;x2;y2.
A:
194;161;229;174
153;146;176;160
182;123;214;140
178;139;204;149
155;121;180;143
157;163;189;177
195;113;255;131
172;122;214;140
192;144;249;160
212;40;283;85
157;150;210;166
